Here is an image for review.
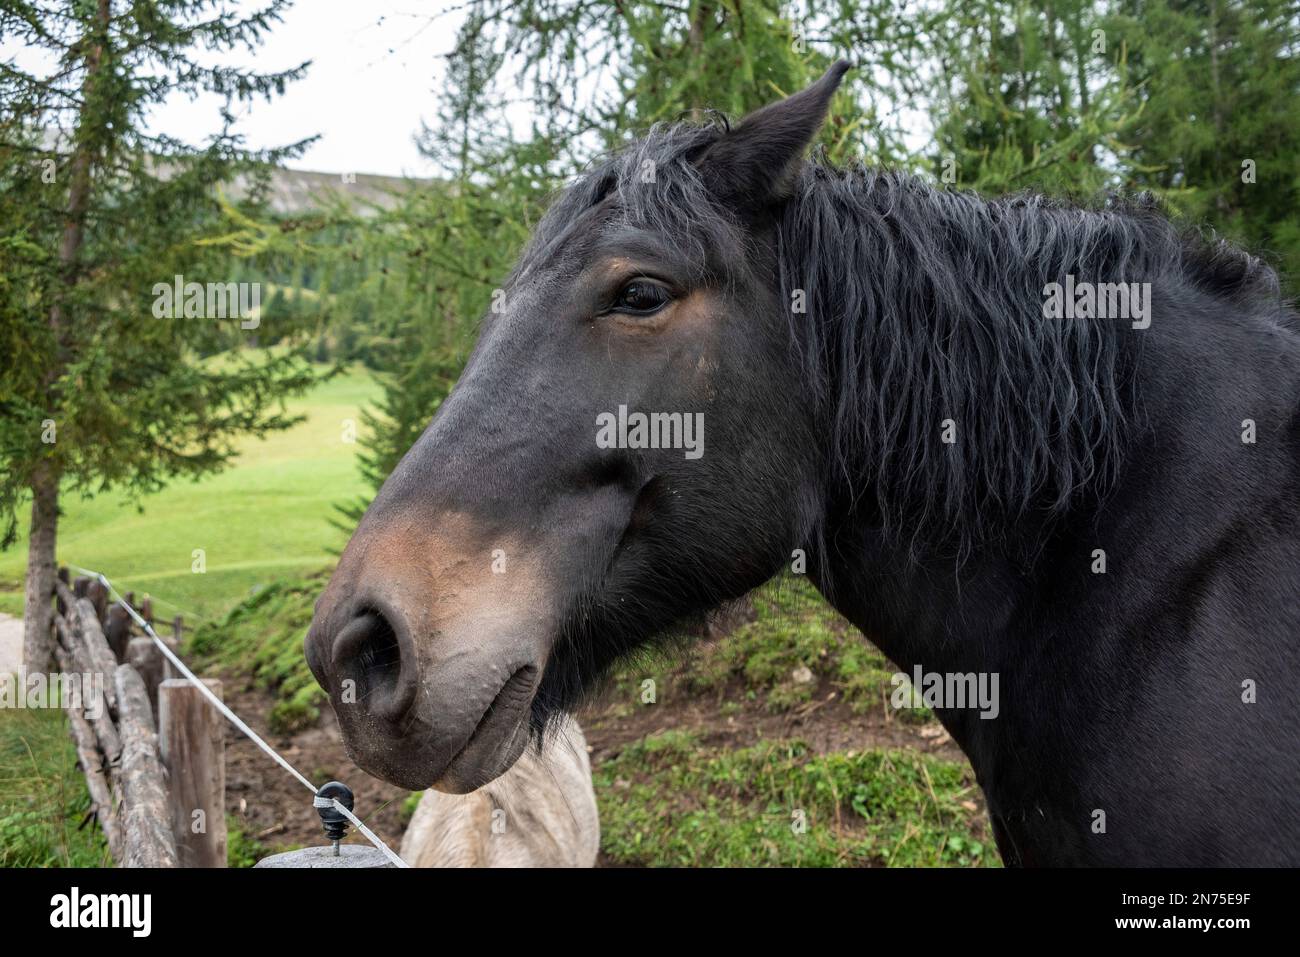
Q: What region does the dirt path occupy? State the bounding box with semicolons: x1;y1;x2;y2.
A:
0;613;21;676
219;679;411;854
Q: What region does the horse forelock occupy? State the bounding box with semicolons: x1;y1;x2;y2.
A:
518;123;747;283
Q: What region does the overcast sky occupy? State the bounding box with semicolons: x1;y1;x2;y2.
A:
5;1;932;178
159;0;464;178
3;1;466;178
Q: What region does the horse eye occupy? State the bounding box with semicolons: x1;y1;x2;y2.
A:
612;280;670;315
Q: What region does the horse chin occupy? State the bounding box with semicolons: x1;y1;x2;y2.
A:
340;711;533;793
430;694;534;794
336;663;541;793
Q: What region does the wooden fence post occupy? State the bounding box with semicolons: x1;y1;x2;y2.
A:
158;678;227;868
104;604;132;662
114;665;179;867
86;580;108;624
51;640;123;861
56;567;69;616
127;637;165;715
161;616;183;683
53;619;123;766
50;571;224;870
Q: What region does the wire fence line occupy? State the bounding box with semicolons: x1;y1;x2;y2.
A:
51;564;407;868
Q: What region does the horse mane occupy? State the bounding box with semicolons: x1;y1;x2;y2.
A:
554;123;1290;558
778;165;1290;557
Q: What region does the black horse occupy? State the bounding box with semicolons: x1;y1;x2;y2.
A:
307;63;1300;866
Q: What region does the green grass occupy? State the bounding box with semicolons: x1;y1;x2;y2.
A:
0;365;380;620
589;581;980;867
596;731;993;867
0;706;111;867
226;816;293;868
605;576;933;722
0;365;375;868
188;576;325;733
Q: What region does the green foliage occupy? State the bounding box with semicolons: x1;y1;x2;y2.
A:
189;576;325;733
438;0;928;166
929;0;1139;196
0;0;322;554
226;816;281;868
400;792;422;824
595;732;993;867
929;0;1300;291
1116;0;1300;290
610;577;931;721
0;707;111;867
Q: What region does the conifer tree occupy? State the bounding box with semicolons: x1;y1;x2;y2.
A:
0;0;319;669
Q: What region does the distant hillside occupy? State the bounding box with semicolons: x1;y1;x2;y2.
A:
34;127;430;215
230;167;433;215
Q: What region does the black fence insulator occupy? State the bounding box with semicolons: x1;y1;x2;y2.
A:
316;781;355;846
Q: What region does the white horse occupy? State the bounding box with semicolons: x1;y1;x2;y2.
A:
400;715;599;867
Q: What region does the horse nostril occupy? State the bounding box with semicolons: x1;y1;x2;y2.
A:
355;611;401;687
331;609;417;724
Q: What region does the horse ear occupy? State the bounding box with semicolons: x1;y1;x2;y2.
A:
696;60;851;213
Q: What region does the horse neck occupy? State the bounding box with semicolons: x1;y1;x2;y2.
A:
808;506;1110;860
810;306;1300;831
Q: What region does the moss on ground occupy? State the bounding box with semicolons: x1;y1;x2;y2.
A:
608;576;933;723
595;731;993;867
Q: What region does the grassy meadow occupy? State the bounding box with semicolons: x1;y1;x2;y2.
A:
0;365;379;865
0;365;380;621
0;705;112;867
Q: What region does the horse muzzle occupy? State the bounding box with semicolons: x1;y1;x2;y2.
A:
306;593;546;792
305;511;556;793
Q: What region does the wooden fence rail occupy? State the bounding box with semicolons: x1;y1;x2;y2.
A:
49;568;226;867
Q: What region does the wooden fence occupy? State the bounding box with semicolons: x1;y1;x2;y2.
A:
50;568;227;867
